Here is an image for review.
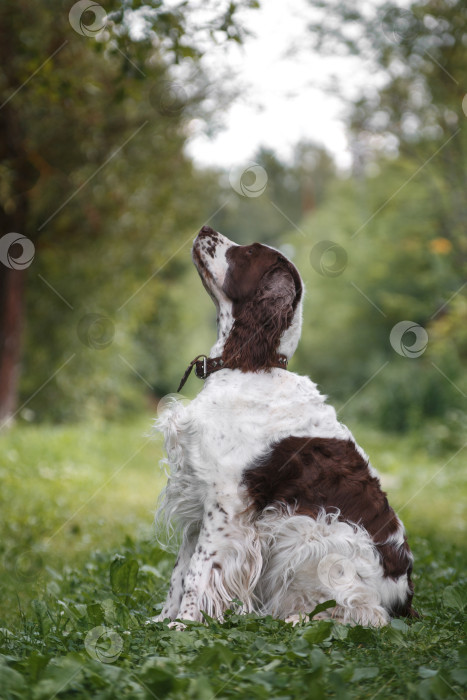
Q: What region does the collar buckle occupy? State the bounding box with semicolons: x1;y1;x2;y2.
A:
195;355;208;380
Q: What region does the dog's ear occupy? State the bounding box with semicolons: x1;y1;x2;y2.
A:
222;265;296;371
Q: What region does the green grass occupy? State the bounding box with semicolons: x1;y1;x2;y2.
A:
0;417;466;699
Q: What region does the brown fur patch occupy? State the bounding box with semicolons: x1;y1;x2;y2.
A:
221;244;302;372
243;436;417;617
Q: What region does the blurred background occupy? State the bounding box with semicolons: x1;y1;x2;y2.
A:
0;0;466;612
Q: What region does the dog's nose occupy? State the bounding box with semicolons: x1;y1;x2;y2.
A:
194;227;238;251
198;225;217;237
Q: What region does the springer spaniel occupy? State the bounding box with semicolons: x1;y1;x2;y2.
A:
153;226;416;627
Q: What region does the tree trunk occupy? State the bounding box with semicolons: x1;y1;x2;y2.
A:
0;71;31;428
0;265;26;427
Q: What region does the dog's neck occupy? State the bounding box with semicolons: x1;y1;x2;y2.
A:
209;296;303;366
209;305;234;358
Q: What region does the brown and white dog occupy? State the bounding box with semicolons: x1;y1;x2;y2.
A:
153;226;416;626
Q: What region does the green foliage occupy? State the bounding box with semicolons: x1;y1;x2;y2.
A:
0;419;466;698
282;145;466;440
0;0;257;423
3;0;464;434
0;539;466;698
248;0;464;439
110;555;139;604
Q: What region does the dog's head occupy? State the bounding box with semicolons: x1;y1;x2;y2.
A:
192;226;303;371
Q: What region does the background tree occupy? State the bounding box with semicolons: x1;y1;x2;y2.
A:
308;0;466;266
279;0;467;444
0;0;257;424
212;142;336;245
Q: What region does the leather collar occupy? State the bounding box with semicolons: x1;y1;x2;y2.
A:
177;353;288;392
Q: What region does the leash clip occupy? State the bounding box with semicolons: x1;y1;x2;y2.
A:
177;354;208;392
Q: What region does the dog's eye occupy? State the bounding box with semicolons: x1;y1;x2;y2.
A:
246;248;253;255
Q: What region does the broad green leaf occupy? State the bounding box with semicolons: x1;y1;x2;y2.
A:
303;621;334;645
351;666;379;681
291;636;312;657
310;648;328;671
328;670;351;700
188;675;214;700
101;599;117;625
110;556;139;598
309;600;337;619
192;642;235;669
450;668;467;685
416;674;454;699
87;603;105;626
331;623;349;640
385;626;408;647
391;618;409;633
115;602;135;629
346;625;376;645
418;666;438;679
32;654;85;700
0;665;27;694
138;658;186;697
443;585;467;612
27;652;51;683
